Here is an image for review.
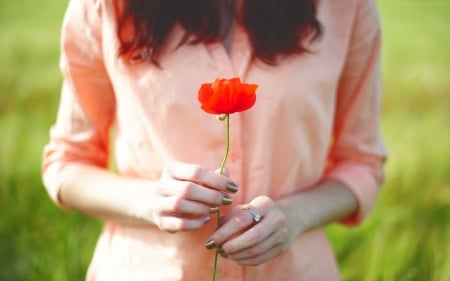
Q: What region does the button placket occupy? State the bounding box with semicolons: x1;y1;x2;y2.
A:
227;113;243;190
230;24;252;78
205;42;236;78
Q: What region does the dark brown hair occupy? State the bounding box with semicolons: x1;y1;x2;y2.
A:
118;0;322;65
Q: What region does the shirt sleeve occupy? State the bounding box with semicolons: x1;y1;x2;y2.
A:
324;0;387;225
42;0;116;207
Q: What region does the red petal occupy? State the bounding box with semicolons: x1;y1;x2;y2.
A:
198;78;257;115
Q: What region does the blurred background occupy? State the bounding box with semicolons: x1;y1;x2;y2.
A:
0;0;448;280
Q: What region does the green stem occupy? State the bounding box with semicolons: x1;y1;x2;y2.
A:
211;209;221;281
211;114;230;281
219;114;230;175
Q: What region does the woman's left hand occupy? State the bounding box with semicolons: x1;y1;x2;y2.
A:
206;195;299;266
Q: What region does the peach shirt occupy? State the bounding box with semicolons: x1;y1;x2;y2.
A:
42;0;386;280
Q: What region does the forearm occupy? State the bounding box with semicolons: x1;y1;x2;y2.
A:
53;164;154;225
277;180;358;236
45;162;234;232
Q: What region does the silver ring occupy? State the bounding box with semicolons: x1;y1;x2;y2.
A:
244;207;261;223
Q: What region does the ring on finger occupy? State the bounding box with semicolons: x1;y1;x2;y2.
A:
243;207;261;223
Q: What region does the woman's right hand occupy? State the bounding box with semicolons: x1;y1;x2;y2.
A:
137;162;238;233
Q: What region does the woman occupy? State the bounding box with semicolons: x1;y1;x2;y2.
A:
42;0;386;280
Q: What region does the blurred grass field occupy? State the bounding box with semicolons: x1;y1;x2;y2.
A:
0;0;449;280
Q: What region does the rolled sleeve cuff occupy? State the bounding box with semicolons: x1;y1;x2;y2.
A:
42;159;69;209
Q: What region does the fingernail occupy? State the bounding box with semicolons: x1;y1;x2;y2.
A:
203;216;211;223
205;240;217;250
218;248;228;258
210;206;220;213
226;182;238;193
222;195;233;205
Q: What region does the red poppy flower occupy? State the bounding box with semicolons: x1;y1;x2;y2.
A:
198;78;257;114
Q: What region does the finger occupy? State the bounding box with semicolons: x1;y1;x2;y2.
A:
158;180;232;207
165;162;238;193
234;244;285;266
223;207;286;255
207;196;283;249
161;197;211;216
157;215;210;233
158;180;222;205
227;228;288;260
221;218;274;255
207;206;264;248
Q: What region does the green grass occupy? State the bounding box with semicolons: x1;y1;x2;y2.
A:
0;0;448;280
327;1;450;281
0;1;102;280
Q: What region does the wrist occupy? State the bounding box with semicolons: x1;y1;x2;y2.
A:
275;180;358;236
126;179;159;225
276;196;310;238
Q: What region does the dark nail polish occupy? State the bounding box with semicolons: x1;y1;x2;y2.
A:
218;248;228;258
222;195;233;205
226;182;238;193
206;240;217;250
